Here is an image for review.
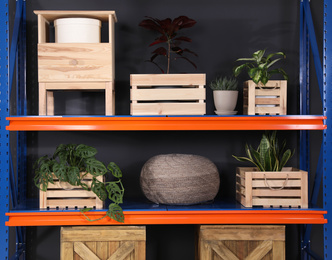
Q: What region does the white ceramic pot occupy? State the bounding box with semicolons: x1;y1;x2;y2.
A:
213;90;238;113
54;18;101;43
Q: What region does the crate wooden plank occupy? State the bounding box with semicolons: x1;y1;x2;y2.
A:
131;102;206;115
130;74;206;86
131;88;205;101
236;167;308;208
38;43;113;82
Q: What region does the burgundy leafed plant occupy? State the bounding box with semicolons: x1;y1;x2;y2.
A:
139;16;198;74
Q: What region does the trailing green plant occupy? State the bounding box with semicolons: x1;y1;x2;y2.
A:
233;49;288;85
209;76;238;91
34;144;124;223
232;131;294;171
139;15;197;74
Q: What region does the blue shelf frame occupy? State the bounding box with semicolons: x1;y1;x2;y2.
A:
0;0;330;259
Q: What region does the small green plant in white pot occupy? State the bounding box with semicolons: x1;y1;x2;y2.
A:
209;76;238;115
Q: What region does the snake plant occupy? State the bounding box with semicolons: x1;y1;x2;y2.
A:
233;131;294;171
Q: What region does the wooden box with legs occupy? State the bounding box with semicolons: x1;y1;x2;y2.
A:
61;226;146;260
196;225;285;260
34;10;117;115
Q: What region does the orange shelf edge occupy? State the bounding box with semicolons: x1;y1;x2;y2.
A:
6;116;327;131
5;210;327;226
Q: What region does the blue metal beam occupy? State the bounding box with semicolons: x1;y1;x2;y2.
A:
323;1;332;259
0;0;10;259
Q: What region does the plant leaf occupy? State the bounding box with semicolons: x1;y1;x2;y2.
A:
86;158;107;176
108;162;122;178
279;149;293;170
106;182;123;204
91;178;107;201
107;203;124;223
75;144;97;159
173;36;192;42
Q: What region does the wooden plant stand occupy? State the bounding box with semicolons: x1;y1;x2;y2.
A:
34;10;117;115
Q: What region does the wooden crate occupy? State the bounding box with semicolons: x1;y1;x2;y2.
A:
196;225;285;260
236;167;308;208
130;74;206;115
61;226;146;260
39;174;103;209
243;80;287;115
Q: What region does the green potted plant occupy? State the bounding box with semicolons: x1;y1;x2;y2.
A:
130;15;206;115
233;49;289;115
232;131;308;208
34;144;125;223
209;76;238;115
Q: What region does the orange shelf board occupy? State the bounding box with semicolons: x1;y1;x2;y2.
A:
6;210;327;226
6;116;327;131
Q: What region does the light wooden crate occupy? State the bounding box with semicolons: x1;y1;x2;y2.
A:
39;174;103;209
130;74;206;115
236;167;308;208
61;226;146;260
196;225;285;260
243;80;287;115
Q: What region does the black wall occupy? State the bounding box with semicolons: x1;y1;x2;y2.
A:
9;0;325;259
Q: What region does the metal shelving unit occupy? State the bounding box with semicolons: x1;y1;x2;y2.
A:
1;0;330;259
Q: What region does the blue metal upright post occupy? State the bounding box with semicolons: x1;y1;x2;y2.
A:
0;0;11;259
323;2;332;259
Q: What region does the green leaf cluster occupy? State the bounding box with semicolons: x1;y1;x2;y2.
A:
233;49;288;85
34;144;125;223
232;131;294;171
209;76;238;91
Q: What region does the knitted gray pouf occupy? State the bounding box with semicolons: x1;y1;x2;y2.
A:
140;154;220;205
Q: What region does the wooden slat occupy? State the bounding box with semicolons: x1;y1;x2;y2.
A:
130;74;206;86
74;242;100;260
131;103;205;115
62;227;146;242
46;199;98;208
131;88;205;101
272;241;285;260
34;10;117;23
47;190;96;198
252;189;302;197
38;43;113;82
199;226;285;241
252;198;302;206
245;240;272;260
61;241;74;260
208;241;239;260
107;242;135;260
